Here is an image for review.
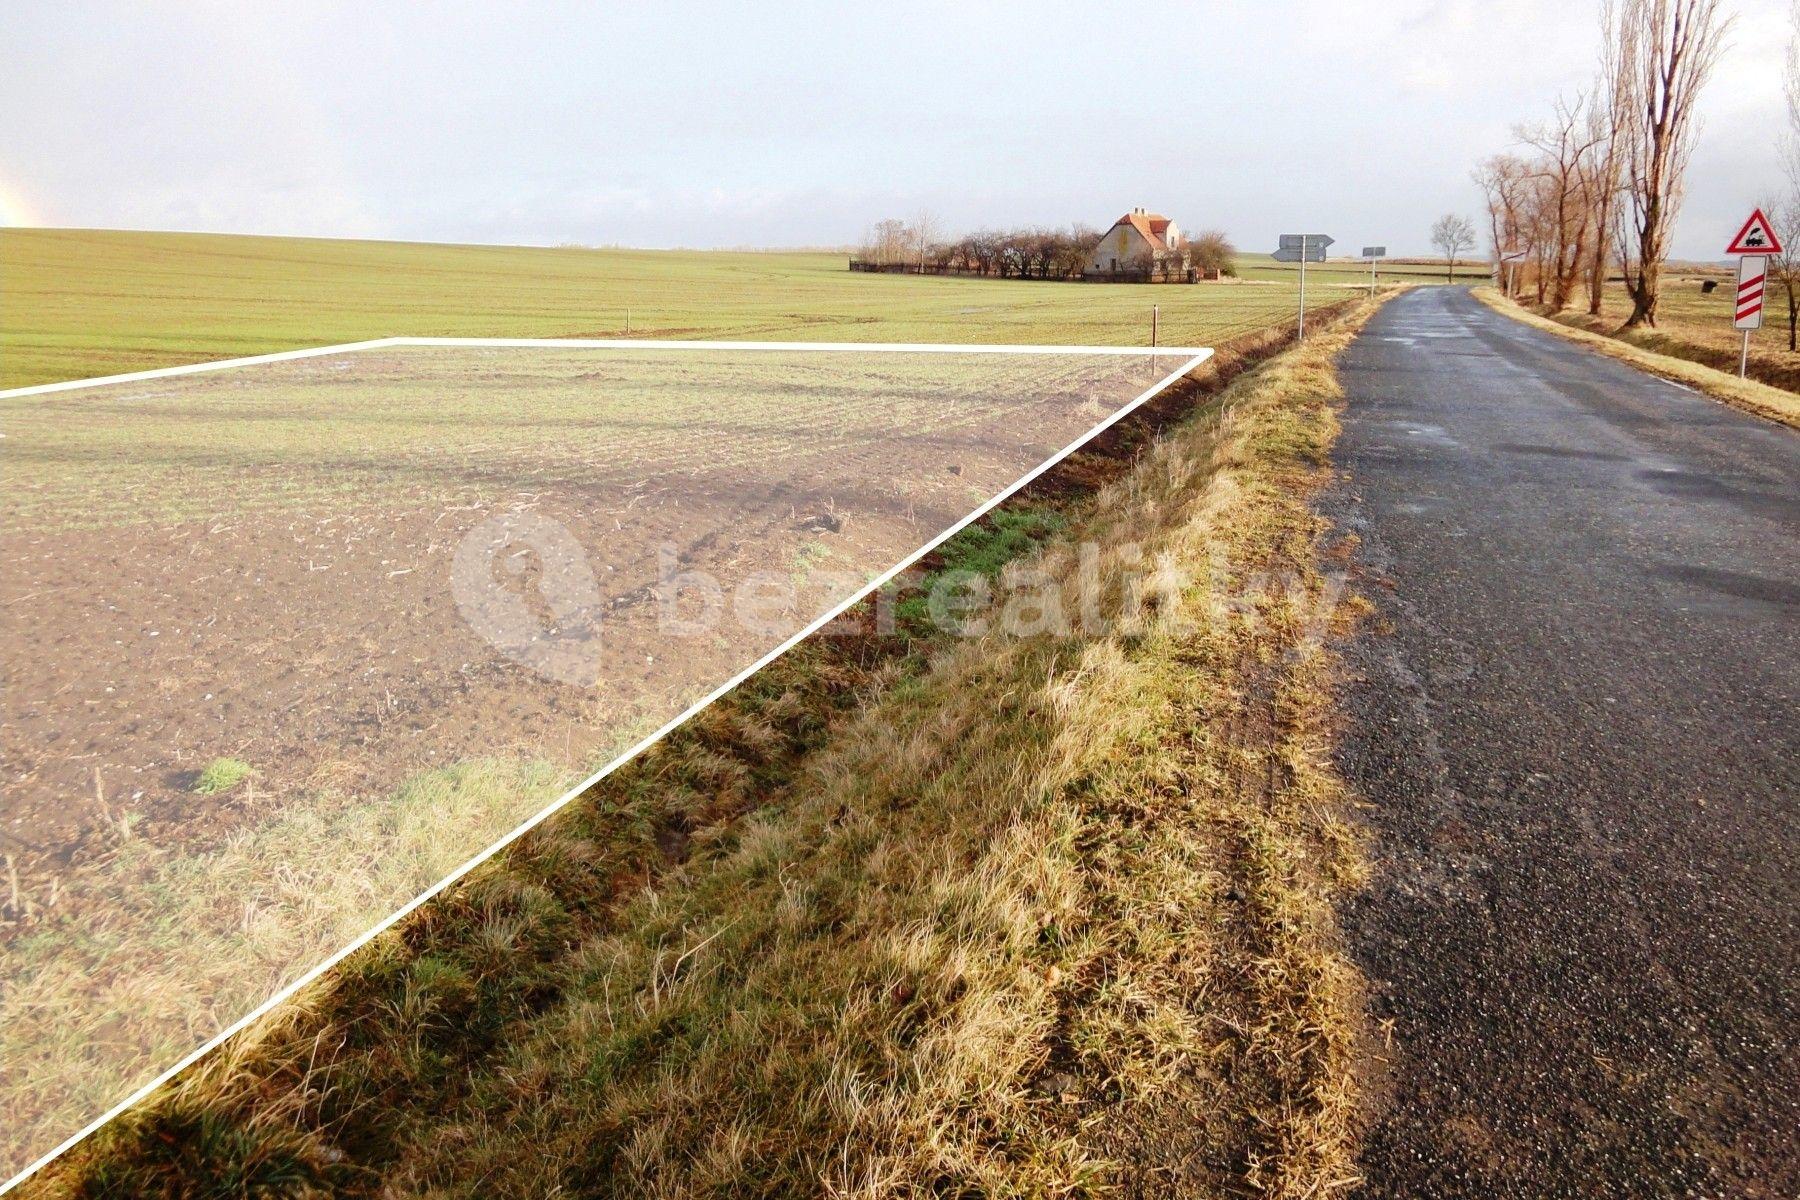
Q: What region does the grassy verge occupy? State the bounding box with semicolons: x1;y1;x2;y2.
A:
1474;288;1800;430
23;300;1381;1198
1520;275;1800;395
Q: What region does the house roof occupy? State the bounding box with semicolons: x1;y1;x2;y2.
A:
1109;211;1176;253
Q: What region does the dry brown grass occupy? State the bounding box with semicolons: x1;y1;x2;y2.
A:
1534;273;1800;394
1474;287;1800;430
25;301;1383;1198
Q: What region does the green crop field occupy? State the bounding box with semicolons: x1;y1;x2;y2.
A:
0;228;1395;390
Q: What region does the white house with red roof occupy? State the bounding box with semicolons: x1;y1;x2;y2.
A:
1087;207;1187;276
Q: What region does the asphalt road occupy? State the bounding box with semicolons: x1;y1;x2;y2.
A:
1323;287;1799;1198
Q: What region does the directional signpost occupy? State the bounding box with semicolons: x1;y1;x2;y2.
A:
1362;245;1386;300
1499;249;1526;298
1726;208;1782;378
1273;233;1334;340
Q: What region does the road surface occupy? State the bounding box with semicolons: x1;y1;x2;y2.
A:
1324;287;1799;1197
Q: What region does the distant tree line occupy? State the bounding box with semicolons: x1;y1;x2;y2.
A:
858;217;1109;278
855;213;1236;281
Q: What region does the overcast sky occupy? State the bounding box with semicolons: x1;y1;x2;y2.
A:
1;0;1788;259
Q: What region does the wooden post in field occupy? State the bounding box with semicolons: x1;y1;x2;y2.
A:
1152;305;1159;349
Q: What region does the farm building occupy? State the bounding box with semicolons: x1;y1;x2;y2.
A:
1086;208;1190;278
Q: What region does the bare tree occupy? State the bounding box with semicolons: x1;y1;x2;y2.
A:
1475;154;1533;295
1790;0;1800;166
859;218;911;266
1519;94;1607;310
910;210;940;273
1431;214;1477;282
998;230;1048;279
1763;199;1800;351
1055;225;1101;279
1522;175;1559;302
1772;3;1800;349
966;230;1000;276
1583;0;1632;314
1613;0;1732;327
1189;229;1236;277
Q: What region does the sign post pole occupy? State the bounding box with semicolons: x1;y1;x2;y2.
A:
1497;249;1525;299
1360;246;1386;301
1299;235;1307;341
1273;234;1334;343
1725;208;1781;380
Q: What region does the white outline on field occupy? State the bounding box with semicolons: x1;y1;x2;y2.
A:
0;340;1213;1194
0;337;1213;400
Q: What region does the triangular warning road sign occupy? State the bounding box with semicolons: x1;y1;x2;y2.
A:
1726;208;1782;256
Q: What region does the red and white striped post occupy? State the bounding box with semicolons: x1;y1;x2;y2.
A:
1734;257;1765;379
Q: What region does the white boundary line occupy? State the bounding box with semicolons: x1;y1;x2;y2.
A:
0;338;1213;400
0;343;1213;1194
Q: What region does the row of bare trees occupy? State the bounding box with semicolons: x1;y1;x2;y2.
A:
859;217;1105;278
858;215;1238;281
949;227;1106;279
1476;0;1730;327
1771;1;1800;349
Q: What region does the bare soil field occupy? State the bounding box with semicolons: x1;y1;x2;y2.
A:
0;343;1195;1178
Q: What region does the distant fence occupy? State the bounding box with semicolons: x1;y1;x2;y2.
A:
848;259;1216;284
